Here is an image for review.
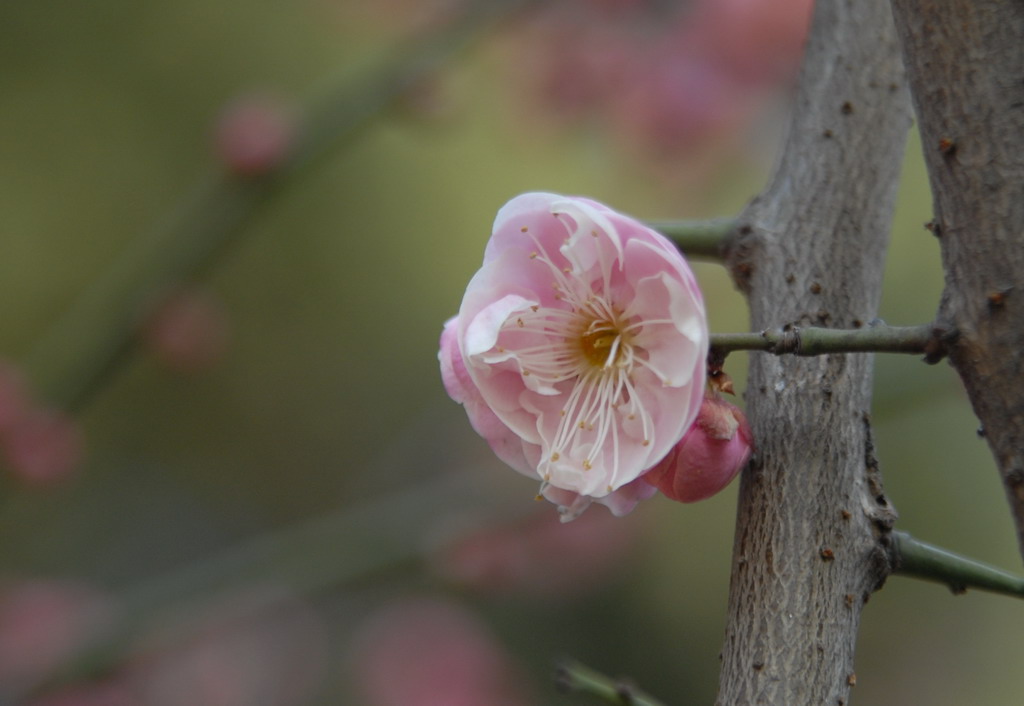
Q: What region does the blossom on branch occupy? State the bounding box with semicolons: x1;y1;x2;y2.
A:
441;192;707;519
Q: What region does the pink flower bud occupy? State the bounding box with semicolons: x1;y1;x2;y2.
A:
214;94;295;177
643;393;753;503
0;580;112;690
142;287;230;374
2;408;83;485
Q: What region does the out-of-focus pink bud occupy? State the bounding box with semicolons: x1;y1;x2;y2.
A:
214;94;295;177
0;359;82;485
395;73;459;124
432;506;643;598
1;408;83;485
142;288;230;374
643;393;753;503
0;580;112;691
348;598;531;706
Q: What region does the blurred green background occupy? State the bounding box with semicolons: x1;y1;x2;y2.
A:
1;1;1021;704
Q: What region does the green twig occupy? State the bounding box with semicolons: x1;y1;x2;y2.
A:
648;218;735;260
555;659;667;706
710;323;938;358
892;530;1024;599
23;0;531;413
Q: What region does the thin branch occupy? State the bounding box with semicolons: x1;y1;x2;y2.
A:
647;218;735;260
12;472;501;702
710;323;940;358
554;659;667;706
22;0;531;413
891;530;1024;599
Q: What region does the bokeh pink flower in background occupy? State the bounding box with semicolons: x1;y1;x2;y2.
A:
0;362;83;485
348;597;532;706
0;582;327;706
344;0;813;165
441;192;707;519
432;505;644;598
643;390;753;503
0;579;112;695
126;587;328;706
512;0;813;161
214;93;296;177
143;287;231;374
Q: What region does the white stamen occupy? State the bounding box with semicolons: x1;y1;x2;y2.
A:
494;224;656;481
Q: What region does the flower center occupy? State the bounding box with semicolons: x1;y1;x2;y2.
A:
493;225;656;484
579;323;626;369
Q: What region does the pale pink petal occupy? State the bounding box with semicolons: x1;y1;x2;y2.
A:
440;318;536;476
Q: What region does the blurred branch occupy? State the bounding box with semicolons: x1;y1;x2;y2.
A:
648;218;734;260
710;323;940;358
892;530;1024;599
555;659;666;706
12;472;500;702
23;0;532;413
891;0;1024;563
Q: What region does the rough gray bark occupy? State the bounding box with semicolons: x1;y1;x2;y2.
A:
717;1;911;704
889;1;1024;562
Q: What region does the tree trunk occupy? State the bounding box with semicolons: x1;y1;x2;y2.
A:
889;0;1024;563
717;1;911;703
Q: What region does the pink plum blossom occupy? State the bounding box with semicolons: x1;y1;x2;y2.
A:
441;192;707;519
643;391;753;503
